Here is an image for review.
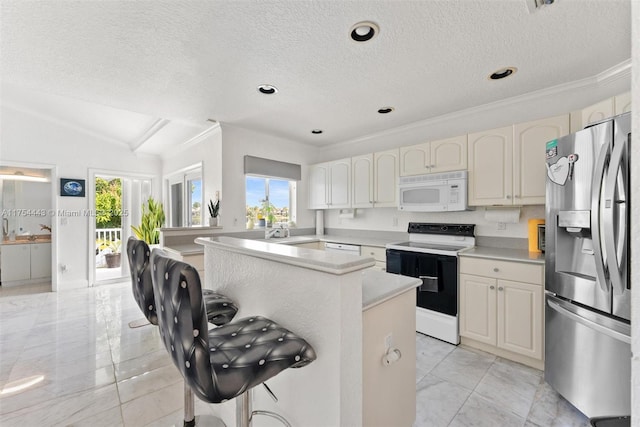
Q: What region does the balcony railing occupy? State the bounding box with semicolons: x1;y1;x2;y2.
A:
96;227;121;243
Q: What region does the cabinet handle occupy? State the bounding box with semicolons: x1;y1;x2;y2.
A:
431;164;435;168
506;195;511;199
493;267;499;272
514;195;520;198
498;287;504;291
490;285;495;290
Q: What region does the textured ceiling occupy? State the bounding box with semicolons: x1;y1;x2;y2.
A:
0;0;632;151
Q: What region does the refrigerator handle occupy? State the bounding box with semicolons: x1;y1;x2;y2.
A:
603;139;628;295
590;142;610;293
547;298;631;344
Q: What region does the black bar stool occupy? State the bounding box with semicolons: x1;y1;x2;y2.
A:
126;238;239;425
150;249;316;427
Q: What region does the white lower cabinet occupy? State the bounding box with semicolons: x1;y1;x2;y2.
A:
361;245;386;271
459;256;544;368
1;243;51;283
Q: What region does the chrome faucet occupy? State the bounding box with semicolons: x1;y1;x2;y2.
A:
264;224;290;240
2;218;7;239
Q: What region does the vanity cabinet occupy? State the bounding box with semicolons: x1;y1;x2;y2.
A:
468;114;569;206
1;242;51;283
399;134;467;176
308;158;351;209
459;256;544;368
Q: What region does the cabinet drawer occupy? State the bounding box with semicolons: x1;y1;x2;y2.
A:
460;257;543;285
361;245;386;262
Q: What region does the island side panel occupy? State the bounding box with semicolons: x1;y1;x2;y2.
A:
203;244;363;427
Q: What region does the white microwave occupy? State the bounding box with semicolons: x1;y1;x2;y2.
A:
398;171;468;212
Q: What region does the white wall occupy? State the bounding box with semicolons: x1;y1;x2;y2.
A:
161;125;222;223
0;105;162;290
219;124;319;231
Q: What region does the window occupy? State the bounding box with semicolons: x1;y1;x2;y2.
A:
246;176;296;228
167;166;203;227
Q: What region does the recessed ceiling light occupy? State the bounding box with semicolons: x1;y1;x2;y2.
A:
257;84;278;94
311;129;323;134
350;21;379;42
377;107;394;114
489;67;517;80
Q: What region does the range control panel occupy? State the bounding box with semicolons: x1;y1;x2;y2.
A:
407;222;475;237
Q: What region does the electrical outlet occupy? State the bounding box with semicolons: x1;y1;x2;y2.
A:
384;333;393;350
497;222;506;230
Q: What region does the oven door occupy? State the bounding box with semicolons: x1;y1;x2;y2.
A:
386;249;458;315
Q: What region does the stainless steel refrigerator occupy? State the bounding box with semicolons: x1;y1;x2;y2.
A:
544;112;631;418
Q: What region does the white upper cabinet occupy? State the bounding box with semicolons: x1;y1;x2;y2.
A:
614;91;631;115
308;162;329;209
468;114;569;206
352;150;399;208
399;135;467;176
328;158;351;209
373;149;399;208
582;98;614;128
352;154;374;208
399;143;429;176
468;125;514;206
308;159;351;209
571;92;631;133
513;114;570;205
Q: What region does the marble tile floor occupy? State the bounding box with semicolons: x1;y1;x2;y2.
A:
0;281;591;426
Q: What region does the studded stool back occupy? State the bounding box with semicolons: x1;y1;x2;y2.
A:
150;249;317;425
126;237;157;325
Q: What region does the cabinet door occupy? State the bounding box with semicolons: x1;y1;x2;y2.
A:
430;134;467;173
373;149;398;207
30;243;52;279
459;274;496;346
467;126;513;206
352;154;374;208
513;114;569;205
581;98;614;127
399;142;430;176
1;244;31;281
328;158;351;209
308;163;329;209
614;92;631;115
496;280;542;360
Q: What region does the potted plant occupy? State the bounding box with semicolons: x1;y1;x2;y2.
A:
208;199;220;226
261;199;276;228
101;239;122;268
131;197;166;245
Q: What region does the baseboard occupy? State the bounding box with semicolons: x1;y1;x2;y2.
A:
460;337;544;370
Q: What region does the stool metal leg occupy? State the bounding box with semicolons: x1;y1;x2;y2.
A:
235;387;292;427
236;390;252;427
184;381;195;427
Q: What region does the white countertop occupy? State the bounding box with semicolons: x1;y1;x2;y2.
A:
361;269;421;311
196;236;375;275
459;246;545;264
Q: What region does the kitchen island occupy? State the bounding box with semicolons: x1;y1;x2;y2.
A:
196;236;420;427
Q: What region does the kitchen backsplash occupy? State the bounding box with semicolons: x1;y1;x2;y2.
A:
322;205;545;239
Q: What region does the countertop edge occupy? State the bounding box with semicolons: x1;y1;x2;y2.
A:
196;236;375;275
459;247;545;265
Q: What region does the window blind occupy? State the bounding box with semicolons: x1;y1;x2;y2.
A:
243;155;301;181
